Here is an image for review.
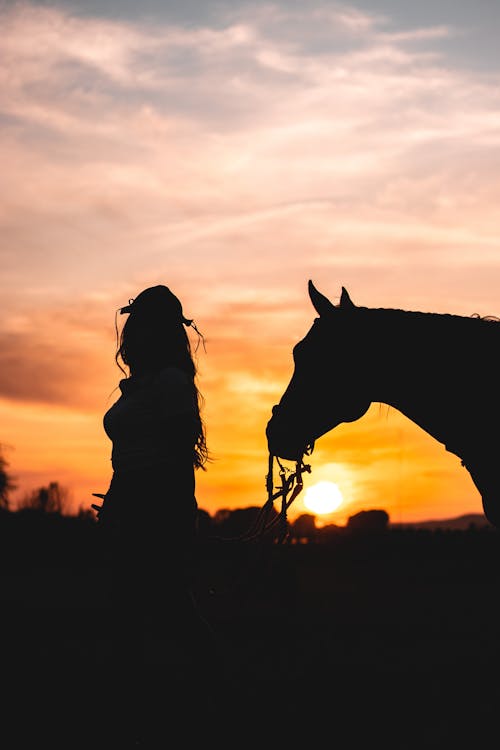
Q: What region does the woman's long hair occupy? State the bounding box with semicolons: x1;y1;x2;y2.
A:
115;310;209;470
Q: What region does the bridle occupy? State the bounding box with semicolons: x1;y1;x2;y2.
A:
264;452;312;542
216;450;312;545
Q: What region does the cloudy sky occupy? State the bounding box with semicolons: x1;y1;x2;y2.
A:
2;0;500;524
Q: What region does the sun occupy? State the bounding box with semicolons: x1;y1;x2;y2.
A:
303;481;344;515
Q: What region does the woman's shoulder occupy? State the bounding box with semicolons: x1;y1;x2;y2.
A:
155;367;195;414
155;366;191;388
118;368;191;397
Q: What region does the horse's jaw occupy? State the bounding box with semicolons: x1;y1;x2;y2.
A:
266;415;345;462
266;396;370;462
459;454;500;529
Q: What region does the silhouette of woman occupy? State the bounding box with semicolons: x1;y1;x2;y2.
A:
97;284;212;665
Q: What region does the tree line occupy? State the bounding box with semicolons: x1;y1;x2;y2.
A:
0;444;74;514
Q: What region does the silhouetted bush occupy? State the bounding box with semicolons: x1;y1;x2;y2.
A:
0;444;16;511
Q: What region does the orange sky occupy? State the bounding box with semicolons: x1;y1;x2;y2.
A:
2;0;500;524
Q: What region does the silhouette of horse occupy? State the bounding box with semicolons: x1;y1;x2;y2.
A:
266;281;500;528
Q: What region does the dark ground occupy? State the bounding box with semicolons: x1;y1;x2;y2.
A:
2;514;500;748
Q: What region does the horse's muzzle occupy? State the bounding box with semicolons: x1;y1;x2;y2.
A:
266;405;308;462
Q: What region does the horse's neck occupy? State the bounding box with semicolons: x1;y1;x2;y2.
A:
366;310;498;462
385;397;464;459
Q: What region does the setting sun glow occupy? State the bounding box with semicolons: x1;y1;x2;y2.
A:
303;481;344;515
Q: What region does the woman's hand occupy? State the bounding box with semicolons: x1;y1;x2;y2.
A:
91;492;106;521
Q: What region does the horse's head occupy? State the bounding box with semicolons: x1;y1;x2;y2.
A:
266;281;371;461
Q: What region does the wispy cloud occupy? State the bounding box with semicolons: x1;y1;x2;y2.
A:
2;1;499;380
0;302;114;408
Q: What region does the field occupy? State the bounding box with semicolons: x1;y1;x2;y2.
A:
2;512;500;748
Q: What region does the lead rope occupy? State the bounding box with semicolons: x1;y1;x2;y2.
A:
270;454;311;543
202;453;311;601
211;453;311;545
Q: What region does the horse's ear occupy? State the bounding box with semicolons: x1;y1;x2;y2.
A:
340;286;355;309
308;280;336;316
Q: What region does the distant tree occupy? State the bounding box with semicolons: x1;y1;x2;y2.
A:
213;506;280;539
0;444;16;511
196;508;213;537
77;505;96;521
347;509;389;533
216;507;266;538
291;513;317;542
213;508;231;525
18;481;71;515
316;522;342;543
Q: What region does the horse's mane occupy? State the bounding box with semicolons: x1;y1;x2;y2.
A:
367;306;499;324
355;305;500;335
339;306;500;361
